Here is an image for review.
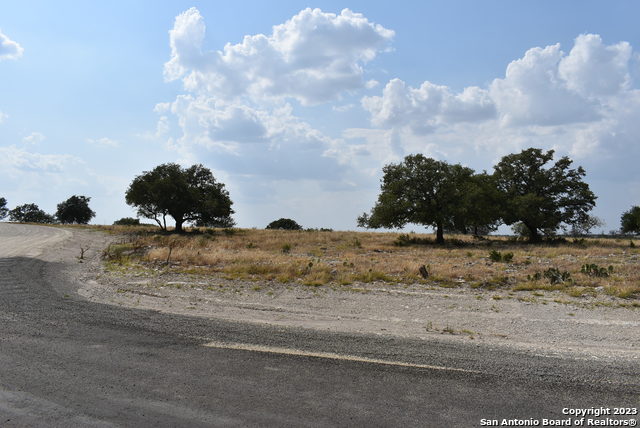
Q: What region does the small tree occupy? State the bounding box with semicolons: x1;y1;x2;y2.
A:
358;154;474;244
9;203;55;223
56;195;96;224
125;163;234;233
493;148;596;242
570;215;604;236
621;206;640;235
0;197;8;220
266;218;303;230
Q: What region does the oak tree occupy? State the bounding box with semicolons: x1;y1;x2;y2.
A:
56;195;96;224
493;148;596;242
358;155;475;244
9;203;55;223
125;163;234;233
621;206;640;234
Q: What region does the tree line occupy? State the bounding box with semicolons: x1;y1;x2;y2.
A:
358;147;636;243
0;196;95;224
1;147;639;240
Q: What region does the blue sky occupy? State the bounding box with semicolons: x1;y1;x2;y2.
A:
1;1;639;232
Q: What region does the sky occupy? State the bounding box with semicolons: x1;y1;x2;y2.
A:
1;1;639;232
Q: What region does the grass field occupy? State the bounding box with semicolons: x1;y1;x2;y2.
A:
96;225;640;300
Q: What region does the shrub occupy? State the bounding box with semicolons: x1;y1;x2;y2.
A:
266;218;302;230
581;263;613;278
113;217;141;226
393;234;432;246
528;268;572;284
489;250;513;263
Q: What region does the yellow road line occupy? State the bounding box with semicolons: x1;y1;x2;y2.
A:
203;341;480;374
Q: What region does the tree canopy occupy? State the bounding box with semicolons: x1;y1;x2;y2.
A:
9;203;55;223
56;195;96;224
621;206;640;234
493;148;596;242
0;197;7;220
125;163;234;233
450;172;502;237
357;154;474;244
266;218;303;230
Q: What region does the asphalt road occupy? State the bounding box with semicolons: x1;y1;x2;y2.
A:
0;224;638;427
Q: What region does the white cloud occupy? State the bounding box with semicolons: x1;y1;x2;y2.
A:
0;111;7;124
86;137;119;148
168;96;343;180
365;79;379;89
159;7;394;183
363;34;636;135
0;145;82;176
559;34;632;98
490;43;600;126
0;31;23;61
361;34;638;158
362;78;496;133
153;102;171;114
164;7;394;105
22;132;45;145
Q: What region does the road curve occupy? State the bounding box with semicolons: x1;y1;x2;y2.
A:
0;223;638;427
0;223;71;258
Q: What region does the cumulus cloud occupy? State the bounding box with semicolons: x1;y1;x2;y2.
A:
22;132;45;145
362;79;496;133
490;43;601;126
559;34;631;98
164;7;394;105
0;31;23;60
158;7;395;183
362;34;638;154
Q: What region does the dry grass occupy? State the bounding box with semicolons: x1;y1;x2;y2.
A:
99;226;640;300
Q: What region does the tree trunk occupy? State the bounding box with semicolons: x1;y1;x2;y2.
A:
153;215;164;230
436;222;445;244
174;218;184;233
527;225;541;243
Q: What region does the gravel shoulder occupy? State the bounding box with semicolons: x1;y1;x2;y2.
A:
45;226;640;361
